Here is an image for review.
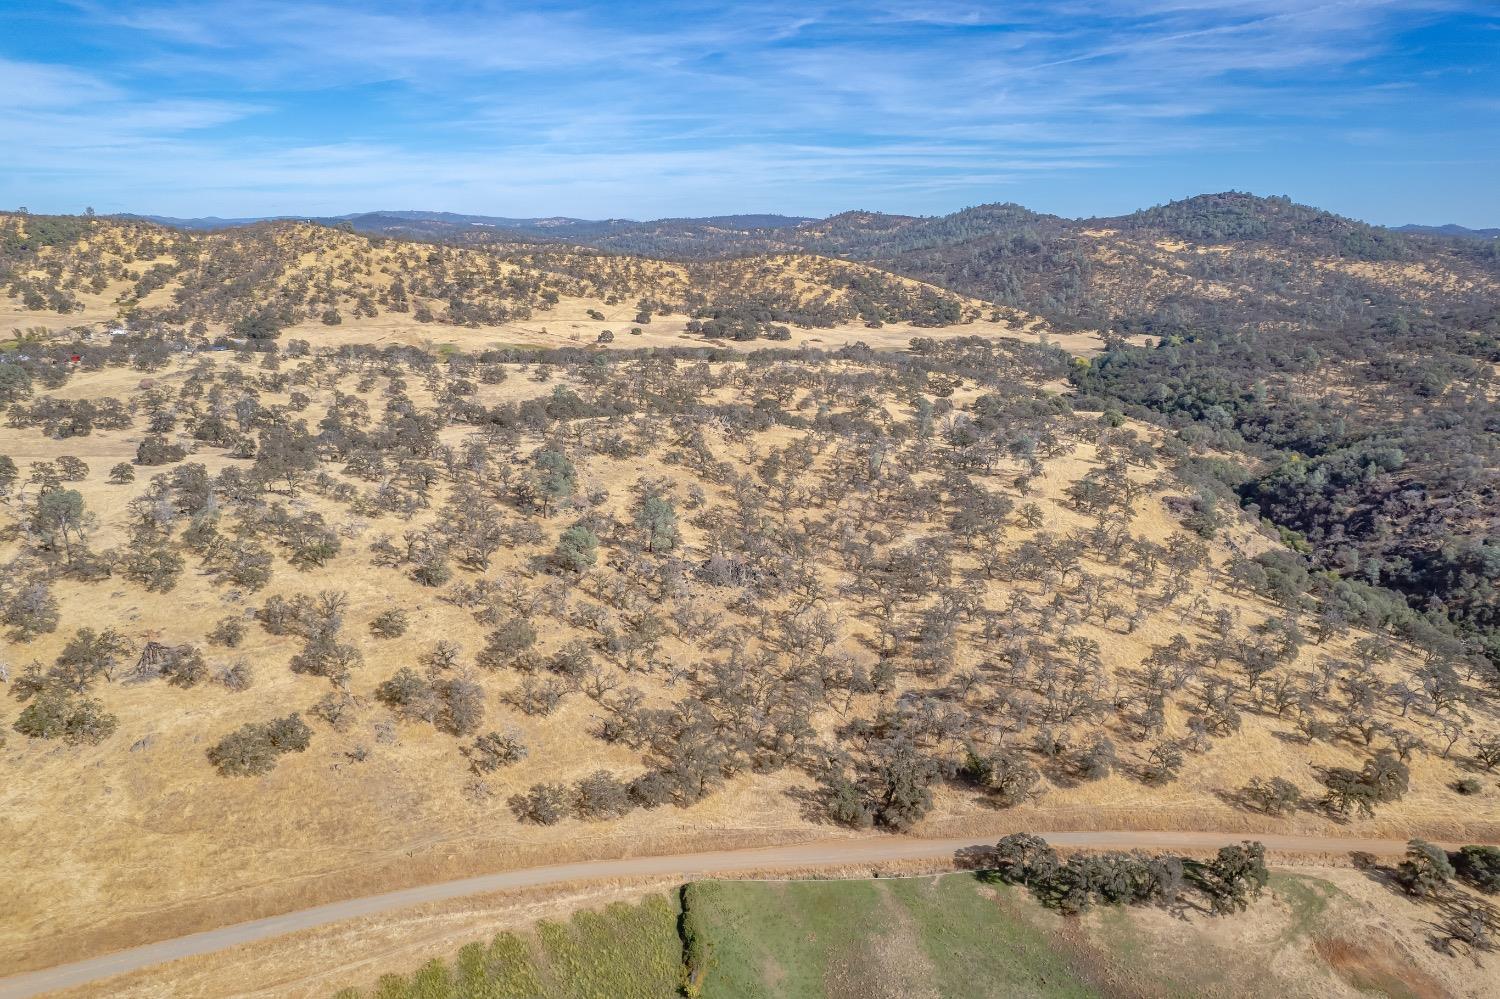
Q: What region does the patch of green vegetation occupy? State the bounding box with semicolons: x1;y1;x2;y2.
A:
683;878;879;997
533;896;683;998
333;871;1420;999
331;893;680;999
685;875;1097;999
887;876;1095;999
1270;872;1342;944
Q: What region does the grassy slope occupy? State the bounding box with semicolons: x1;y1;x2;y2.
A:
684;872;1483;999
329;868;1495;999
685;876;1093;999
4;348;1498;974
333;894;681;999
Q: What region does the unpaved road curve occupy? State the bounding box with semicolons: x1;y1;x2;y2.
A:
0;830;1425;998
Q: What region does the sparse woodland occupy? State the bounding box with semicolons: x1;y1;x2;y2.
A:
0;206;1498;970
0;213;979;341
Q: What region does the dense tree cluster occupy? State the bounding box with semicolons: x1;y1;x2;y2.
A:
1073;309;1500;664
976;833;1268;916
451;194;1500;331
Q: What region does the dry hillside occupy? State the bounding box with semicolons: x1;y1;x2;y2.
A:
1;323;1498;978
0;213;1016;344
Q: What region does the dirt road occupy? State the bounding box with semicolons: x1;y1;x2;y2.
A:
0;829;1424;998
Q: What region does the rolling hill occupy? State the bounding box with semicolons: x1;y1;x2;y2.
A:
1392;223;1500;241
106;194;1500;332
0;197;1497;995
0;213;993;343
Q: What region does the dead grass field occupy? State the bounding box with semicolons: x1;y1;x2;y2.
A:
1;280;1108;358
0;317;1496;986
0;215;1122;365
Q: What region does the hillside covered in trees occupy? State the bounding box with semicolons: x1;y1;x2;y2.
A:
0;213;983;341
3;322;1498;974
1;198;1499;983
3;201;1497;666
1072;308;1499;667
211;193;1500;333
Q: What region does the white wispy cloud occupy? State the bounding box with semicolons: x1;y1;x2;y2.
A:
2;0;1495;218
0;57;123;108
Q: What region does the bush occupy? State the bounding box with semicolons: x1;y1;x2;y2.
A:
574;770;632;820
376;668;436;722
435;677;485;736
121;541;185;592
3;581;60;641
477;617;536;669
1196;841;1270;914
991;833;1060;887
1322;751;1409;818
159;644;209;688
370;609;409;639
207;714;312;776
135;433;187;465
310;691;358;731
467;730;527;773
213;659;254;692
1453;846;1500;894
233;310;283;341
508;782;569;824
553;525;599;574
210;616;246;648
1244;776;1302;816
628;770;675;809
13;689;117;746
986;834;1185;915
56;456;89;481
960;747;1040;806
1395;839;1454;899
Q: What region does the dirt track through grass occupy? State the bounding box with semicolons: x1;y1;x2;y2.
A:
0;830;1445;998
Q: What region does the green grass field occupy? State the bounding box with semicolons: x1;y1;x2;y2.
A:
332;894;682;999
683;876;1096;999
332;871;1440;999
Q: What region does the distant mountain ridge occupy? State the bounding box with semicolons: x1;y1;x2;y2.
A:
114;213;303;230
113;201;1496;244
1391;223;1500;240
84;192;1500;328
111;209;815;237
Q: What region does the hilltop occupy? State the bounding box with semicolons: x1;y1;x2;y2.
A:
1393;223;1500;241
100;193;1500;331
0;213;1007;349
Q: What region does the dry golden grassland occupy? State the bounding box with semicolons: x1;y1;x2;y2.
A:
0;317;1496;983
1076;228;1500;320
2;216;1031;343
0;214;1134;369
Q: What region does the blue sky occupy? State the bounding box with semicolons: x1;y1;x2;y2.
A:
2;1;1497;224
